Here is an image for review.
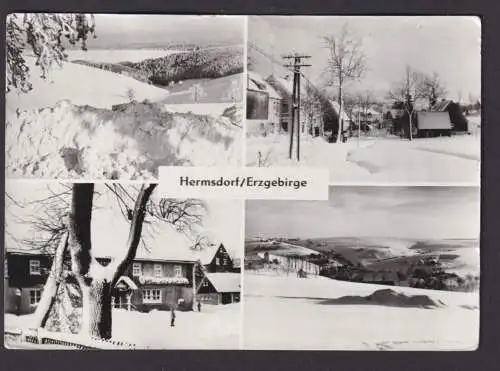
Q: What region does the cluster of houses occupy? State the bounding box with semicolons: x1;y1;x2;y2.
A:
390;98;471;138
245;239;464;291
4;242;241;316
247;69;475;140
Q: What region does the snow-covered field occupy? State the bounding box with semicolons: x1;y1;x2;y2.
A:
5;303;241;349
243;274;479;350
6;55;243;179
246;133;480;184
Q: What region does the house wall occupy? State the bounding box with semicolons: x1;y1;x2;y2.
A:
196;293;220;305
6;254;52;288
4;253;52;315
5;285;45;315
124;260;195;312
131;285;194;312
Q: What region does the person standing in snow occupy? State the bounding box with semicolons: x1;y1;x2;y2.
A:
197;300;202;312
170;306;176;327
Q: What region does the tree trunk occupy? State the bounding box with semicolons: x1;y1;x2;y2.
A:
33;232;69;328
408;110;413;141
80;278;113;339
336;84;343;143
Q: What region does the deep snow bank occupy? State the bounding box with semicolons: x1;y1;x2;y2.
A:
6;100;242;179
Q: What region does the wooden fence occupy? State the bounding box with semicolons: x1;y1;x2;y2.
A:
5;327;143;350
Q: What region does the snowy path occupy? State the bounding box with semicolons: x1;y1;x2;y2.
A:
243;275;479;350
246;135;480;184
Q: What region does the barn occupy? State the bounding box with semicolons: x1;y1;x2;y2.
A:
196;273;241;305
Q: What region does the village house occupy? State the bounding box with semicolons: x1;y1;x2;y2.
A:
430;99;469;133
196;272;241;305
257;251;321;277
246;71;282;136
4;249;52;315
266;74;324;137
4;241;239;315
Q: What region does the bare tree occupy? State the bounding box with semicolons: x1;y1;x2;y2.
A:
322;23;367;143
6;13;96;93
419;72;447;108
6;183;208;339
387;65;425;140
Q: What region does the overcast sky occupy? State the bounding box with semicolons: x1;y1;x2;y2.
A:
5;181;243;259
249;16;481;101
246;186;480;240
83;14;244;49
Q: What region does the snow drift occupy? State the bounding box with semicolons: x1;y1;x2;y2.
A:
6;100;242;179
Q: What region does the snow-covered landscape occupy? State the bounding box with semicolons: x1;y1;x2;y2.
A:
247;131;480;184
244;186;480;350
5;303;241;349
243;274;478;350
245;16;481;184
5;15;244;180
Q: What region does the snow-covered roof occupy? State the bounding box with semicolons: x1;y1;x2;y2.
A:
431;100;452;112
247;71;281;100
205;273;241;293
328;100;350;121
116;276;138;290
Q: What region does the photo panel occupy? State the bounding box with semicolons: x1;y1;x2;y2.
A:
4;180;243;349
245;16;481;185
5;14;246;181
244;186;480;350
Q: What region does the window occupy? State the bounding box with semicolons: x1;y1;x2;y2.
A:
132;263;142;277
202;280;209;287
153;264;162;278
174;265;182;278
29;289;42;306
29;260;41;275
142;289;161;303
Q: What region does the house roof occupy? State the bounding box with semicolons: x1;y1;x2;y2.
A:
431;100;452;112
266;74;309;98
205;273;241;293
115;276;138;290
247;71;281;99
328;100;350;121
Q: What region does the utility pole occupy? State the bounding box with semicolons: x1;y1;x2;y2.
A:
284;53;311;161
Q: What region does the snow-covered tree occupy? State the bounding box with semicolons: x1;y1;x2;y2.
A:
387;65;425;140
5;13;96;93
322;23;367;143
6;183;207;339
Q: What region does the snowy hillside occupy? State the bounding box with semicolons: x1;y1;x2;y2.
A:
5;56;243;179
243;274;479;350
6;57;169;112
